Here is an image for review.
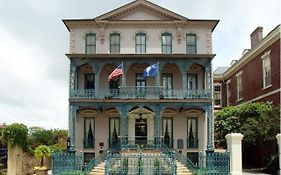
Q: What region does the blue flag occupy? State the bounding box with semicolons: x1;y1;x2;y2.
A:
143;64;158;78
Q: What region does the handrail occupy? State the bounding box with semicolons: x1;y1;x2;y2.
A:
84;151;107;172
175;150;198;174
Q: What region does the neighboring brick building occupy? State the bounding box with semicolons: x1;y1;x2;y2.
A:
214;25;280;110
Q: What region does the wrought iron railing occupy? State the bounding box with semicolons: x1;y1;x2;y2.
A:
105;151;176;174
84;151;108;172
199;151;230;175
70;87;211;100
52;152;83;174
175;150;198;174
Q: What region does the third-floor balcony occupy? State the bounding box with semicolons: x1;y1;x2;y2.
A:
70;86;211;100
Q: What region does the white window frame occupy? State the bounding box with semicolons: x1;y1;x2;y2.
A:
213;83;222;107
236;71;243;101
261;50;271;89
226;80;231;106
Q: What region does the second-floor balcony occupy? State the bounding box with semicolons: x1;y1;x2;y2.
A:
70;86;211;100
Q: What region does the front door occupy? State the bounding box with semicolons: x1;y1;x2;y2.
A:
135;118;147;144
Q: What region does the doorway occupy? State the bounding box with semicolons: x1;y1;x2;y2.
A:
135;118;147;144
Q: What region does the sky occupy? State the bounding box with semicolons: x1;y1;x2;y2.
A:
0;0;280;129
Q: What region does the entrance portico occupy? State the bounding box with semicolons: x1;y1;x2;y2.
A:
127;107;155;145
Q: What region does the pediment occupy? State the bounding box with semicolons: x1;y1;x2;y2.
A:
95;0;187;21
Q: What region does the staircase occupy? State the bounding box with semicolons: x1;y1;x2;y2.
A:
89;157;192;175
177;161;193;175
89;161;105;175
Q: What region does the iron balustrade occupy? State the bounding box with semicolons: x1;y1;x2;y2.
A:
175;150;198;174
70;87;211;100
199;151;230;175
105;145;176;174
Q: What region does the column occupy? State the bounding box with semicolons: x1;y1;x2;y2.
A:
90;62;100;98
276;134;281;175
69;61;77;97
155;105;161;147
69;104;79;151
206;105;214;151
226;133;243;175
205;60;212;96
118;105;128;149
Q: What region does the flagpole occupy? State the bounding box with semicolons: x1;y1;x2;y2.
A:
121;61;125;87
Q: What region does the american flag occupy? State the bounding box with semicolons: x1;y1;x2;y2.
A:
108;64;123;81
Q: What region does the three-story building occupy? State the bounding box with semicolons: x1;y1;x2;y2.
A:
63;0;219;164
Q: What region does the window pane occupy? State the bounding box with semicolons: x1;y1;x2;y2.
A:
85;73;95;89
85;33;96;54
136;33;146;54
186;34;197;54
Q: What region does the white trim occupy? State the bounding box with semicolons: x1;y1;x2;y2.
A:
262;84;272;90
235;71;243;77
226;79;231;84
261;50;271;59
244;88;281;104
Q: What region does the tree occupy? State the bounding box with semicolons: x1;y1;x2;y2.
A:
215;102;280;148
34;145;51;168
1;123;29;151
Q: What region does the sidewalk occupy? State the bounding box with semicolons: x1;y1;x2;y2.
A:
243;169;270;175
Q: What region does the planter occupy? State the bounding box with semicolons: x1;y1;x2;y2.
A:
35;169;48;175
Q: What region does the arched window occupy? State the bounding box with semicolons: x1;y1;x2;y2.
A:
186;33;197;54
135;33;146;54
85;33;96;54
161;33;172;54
110;33;120;53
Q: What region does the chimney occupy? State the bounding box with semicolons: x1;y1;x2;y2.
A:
250;26;263;49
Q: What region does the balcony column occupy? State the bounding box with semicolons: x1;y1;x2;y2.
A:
122;62;128;87
154;104;162;147
69;61;77;97
205;104;214;151
205;60;212;90
117;105;129;149
90;62;100;98
69;104;79;151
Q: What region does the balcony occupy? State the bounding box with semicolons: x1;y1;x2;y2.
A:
70;86;211;100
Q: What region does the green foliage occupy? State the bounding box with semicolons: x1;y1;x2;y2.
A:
1;123;29;150
28;128;68;148
215;103;280;148
34;145;51;167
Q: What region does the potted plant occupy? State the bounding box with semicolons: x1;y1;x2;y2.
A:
33;145;51;175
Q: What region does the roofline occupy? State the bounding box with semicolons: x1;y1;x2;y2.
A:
65;53;216;60
62;19;219;32
220;24;280;80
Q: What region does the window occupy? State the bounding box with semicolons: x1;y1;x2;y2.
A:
85;33;96;54
162;74;173;98
84;73;95;89
135;33;146;54
110;33;120;53
84;118;95;148
187;74;198;90
187;118;198;148
136;73;146;97
262;51;271;88
236;72;242;101
226;80;231;106
162;118;173;148
161;33;172;54
214;84;222;107
186;33;197;54
109;118;119;148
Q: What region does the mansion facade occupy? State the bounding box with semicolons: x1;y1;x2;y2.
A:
63;0;219;164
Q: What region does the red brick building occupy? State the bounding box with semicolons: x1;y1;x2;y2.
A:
214;25;280;110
